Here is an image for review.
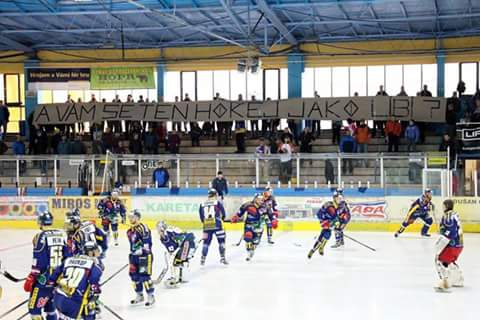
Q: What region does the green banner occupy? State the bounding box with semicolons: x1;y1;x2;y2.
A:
90;66;155;89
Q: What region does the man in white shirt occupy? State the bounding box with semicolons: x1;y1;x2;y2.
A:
279;138;293;184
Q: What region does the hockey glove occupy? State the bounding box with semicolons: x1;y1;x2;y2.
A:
23;273;37;292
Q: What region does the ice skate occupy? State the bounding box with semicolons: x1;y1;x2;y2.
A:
130;293;144;305
145;294;155;307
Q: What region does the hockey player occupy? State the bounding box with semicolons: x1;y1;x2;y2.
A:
262;187;279;244
434;199;464;292
156;221;197;286
331;193;351;248
127;209;155;307
24;210;68;320
97;189;126;246
308;200;338;258
199;189;228;266
231;194;264;261
395;189;434;237
64;209;108;260
50;241;103;319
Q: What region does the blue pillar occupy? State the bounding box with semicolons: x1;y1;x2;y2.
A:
437;51;445;97
287;53;304;99
24;60;39;138
288;53;304;132
156;63;165;102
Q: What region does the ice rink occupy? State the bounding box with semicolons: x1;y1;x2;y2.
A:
1;229;478;320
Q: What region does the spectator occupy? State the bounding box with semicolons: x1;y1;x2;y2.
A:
190;122;202;147
278;137;293;184
374;85;388;137
324;159;335;185
312;91;321;137
262;98;272;137
280;127;294;144
0;139;7;174
155;122;167;145
439;134;456;168
385;119;402;152
202;121;215;139
339;130;356;175
420;85;432;97
355;120;370;167
32;130;48;175
397;86;408;96
102;127;115;152
91;126;104;155
255;138;271;182
144;127;159;154
212;171;229;200
405;120;420;152
446;96;460;137
71;135;87;155
167;130;181;154
129;132;143;154
172;96;183;132
0;101;9;140
57;135;72;155
250;95;259;138
299;127;315;165
332;120;342;144
234;119;246;153
108;95;122;133
153;164;170;187
12;136;26;174
346;118;357;136
470;97;480;122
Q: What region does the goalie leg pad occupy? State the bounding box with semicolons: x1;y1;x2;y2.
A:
448;263;464;287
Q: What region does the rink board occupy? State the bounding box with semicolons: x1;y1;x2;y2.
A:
0;195;479;232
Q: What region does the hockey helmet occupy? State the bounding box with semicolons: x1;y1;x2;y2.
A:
424;188;433;199
156;221;168;236
111;188;120;198
253;193;264;206
263;187;273;199
64;214;81;232
37;210;53;227
83;241;100;258
208;188;218;198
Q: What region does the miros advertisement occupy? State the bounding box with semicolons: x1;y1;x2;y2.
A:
48;196;132;221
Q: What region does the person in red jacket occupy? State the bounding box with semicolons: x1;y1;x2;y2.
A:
385;119;402;152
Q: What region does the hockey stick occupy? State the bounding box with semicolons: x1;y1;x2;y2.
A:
1;270;26;283
343;234;376;252
100;263;129;286
15;311;29;320
0;299;28;319
97;300;125;320
232;233;243;247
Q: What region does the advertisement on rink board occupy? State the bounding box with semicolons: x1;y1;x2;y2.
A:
48;196;131;221
0;197;48;220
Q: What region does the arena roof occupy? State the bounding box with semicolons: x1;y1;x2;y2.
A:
0;0;479;53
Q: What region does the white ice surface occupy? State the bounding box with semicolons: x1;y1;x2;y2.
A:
0;230;478;320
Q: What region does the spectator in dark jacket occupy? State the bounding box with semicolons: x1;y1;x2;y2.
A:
212;171;229;199
167;130;181;154
190;123;202;147
339;130;357;174
71;135;87;155
12;136;26;173
439;134;456;168
0;101;9;140
299;127;315;165
57;135;72;155
420;85;432;97
32;130;48;175
102;127;115;152
144;127;159;154
129;133;143;154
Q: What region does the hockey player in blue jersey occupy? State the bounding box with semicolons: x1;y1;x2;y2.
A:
127;209;155;307
24;210;68;320
156;221;197;287
50;241;103;319
97;189;126;246
395;189;434;237
231;194;264;261
64;209;108;260
262;187;279;244
308;200;338;258
331;193;351;248
199;189;228;266
434;199;464;292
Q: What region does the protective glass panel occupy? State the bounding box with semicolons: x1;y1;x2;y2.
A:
164;71;181;102
403;64;421;96
197;71;213;101
213;70;230;100
350;66;367;96
230;71;246;101
384;156;423;194
314;67;331;97
302;67;314;98
332;67;349;97
219;158;256;188
180;158;217;189
367;66;385;96
385;65;403;95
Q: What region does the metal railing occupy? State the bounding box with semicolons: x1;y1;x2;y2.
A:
0;152;449;195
